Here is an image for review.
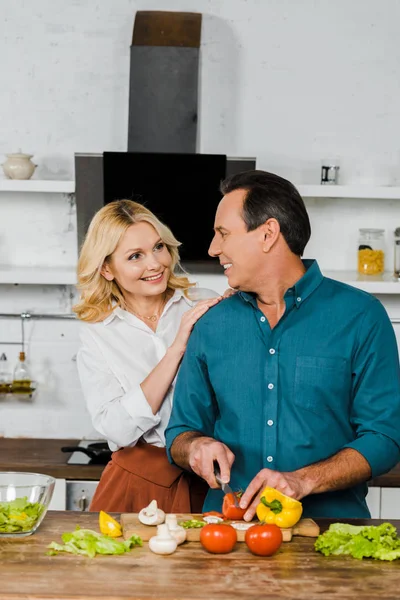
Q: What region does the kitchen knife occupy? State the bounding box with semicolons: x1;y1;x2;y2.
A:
213;464;240;508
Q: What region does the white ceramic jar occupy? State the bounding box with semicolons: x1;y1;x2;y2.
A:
2;153;37;180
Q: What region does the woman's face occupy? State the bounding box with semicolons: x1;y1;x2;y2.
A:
101;222;172;298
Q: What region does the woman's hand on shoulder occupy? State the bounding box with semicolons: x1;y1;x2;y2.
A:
222;288;237;299
170;297;223;357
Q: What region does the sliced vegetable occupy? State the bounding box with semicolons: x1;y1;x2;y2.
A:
230;521;254;531
0;497;44;533
245;523;283;556
256;487;302;528
47;526;142;558
99;511;122;537
200;524;237;554
315;522;400;561
222;492;246;520
179;519;206;529
203;515;224;524
203;511;224;519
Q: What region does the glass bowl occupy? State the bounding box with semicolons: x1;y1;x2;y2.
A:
0;472;55;537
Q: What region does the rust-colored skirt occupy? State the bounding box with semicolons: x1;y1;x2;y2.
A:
90;441;208;513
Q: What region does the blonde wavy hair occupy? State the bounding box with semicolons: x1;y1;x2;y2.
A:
73;200;194;323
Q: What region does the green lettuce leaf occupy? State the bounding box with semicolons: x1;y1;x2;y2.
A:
0;496;44;533
47;526;142;558
315;522;400;561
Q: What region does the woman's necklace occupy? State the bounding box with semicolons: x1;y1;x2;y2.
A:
126;294;167;323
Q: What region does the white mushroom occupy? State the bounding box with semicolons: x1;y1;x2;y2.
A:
138;500;165;526
149;524;178;555
165;514;187;545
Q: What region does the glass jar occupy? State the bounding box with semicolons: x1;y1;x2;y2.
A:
358;229;385;275
394;228;400;279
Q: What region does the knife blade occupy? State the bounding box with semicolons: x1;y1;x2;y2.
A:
213;464;240;508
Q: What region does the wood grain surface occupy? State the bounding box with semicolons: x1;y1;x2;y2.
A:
120;513;320;542
0;512;399;600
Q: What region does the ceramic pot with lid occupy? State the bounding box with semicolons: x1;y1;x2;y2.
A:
2;153;37;180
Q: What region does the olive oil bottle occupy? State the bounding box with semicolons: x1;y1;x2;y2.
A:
0;353;12;398
12;352;34;396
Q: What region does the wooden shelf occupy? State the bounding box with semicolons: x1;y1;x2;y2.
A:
297;185;400;200
0;179;75;193
0;266;77;285
323;270;400;294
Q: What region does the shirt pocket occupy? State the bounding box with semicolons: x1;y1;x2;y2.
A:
293;355;350;416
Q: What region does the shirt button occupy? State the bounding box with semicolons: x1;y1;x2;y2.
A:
297;297;302;302
260;316;266;322
267;456;273;463
268;383;274;390
267;419;274;426
269;348;275;355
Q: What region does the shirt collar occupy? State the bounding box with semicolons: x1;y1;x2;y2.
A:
238;259;323;309
102;289;191;326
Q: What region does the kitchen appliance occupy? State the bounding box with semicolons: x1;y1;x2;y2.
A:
75;153;256;254
66;480;99;511
61;441;108;511
103;151;227;262
61;440;112;465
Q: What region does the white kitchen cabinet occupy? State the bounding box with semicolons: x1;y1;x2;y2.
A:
366;487;381;518
48;478;66;511
380;488;400;519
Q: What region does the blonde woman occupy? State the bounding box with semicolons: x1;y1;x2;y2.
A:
74;200;222;513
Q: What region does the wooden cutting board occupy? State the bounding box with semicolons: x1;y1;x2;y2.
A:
120;513;320;543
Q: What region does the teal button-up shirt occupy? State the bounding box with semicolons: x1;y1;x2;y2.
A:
166;260;400;518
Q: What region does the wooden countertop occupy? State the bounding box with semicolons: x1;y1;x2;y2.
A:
0;512;399;600
0;438;105;480
0;437;399;486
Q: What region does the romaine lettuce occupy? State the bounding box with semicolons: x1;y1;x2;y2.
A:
315;522;400;561
47;526;142;558
0;496;44;533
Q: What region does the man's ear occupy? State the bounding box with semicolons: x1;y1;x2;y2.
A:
261;218;280;252
100;262;114;281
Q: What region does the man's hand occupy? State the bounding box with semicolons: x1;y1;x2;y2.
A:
239;468;311;521
189;437;235;488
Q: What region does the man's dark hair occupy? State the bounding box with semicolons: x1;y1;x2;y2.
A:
220;170;311;256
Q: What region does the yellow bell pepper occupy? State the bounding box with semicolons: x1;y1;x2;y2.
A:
99;510;122;538
256;487;303;528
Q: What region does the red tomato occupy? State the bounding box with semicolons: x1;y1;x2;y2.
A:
203;511;225;519
245;524;283;557
200;524;237;554
222;492;246;520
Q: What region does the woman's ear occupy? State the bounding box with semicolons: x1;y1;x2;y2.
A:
100;262;114;281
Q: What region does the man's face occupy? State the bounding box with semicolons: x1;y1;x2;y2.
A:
208;189;266;290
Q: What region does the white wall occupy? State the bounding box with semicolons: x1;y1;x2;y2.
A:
1;0;400;438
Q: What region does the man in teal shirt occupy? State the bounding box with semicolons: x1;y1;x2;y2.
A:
165;170;400;519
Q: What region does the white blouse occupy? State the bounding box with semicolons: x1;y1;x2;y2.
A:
76;288;217;451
